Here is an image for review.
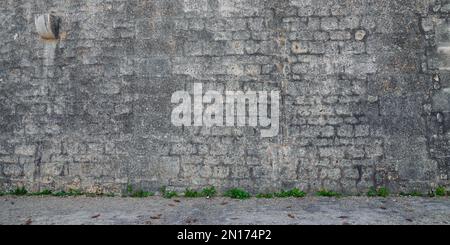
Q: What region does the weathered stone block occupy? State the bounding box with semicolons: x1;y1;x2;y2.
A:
14;145;35;156
184;0;208;13
159;156;181;179
321;17;339;31
338;125;354;137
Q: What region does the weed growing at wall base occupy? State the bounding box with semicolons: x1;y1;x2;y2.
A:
224;188;251;199
125;184;154;198
164;191;178;199
184;188;200;198
434;186;448;197
316;189;341;197
256;193;274;198
274;188;306;198
257;188;306;198
10;187;28;196
201;186;217;197
367;187;389;197
399;191;423;197
52;189;84;197
131;190;154;198
29;189;53;196
0;185;446;199
184;186;217;198
160;186;179;199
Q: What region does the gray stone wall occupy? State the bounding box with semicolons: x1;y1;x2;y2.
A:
0;0;449;194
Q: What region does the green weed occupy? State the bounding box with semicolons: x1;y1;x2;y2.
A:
184;188;200;198
30;189;53;196
224;188;251;199
367;187;389;197
256;193;274;198
163;191;178;199
52;189;83;197
399;191;423;197
10;187;28;196
316;189;341;197
435;186;447;197
201;186;217;197
274;188;306;198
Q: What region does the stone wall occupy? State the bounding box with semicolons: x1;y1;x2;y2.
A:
0;0;449;194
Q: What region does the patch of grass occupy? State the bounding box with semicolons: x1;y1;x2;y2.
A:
163;191;178;199
30;189;53;196
159;186;178;198
224;188;251;199
52;189;83;197
131;190;154;198
183;186;217;198
316;189;341;197
159;186;167;194
367;187;389;197
367;187;377;197
127;184;133;195
256;193;274;199
52;191;67;197
125;184;154;198
288;188;307;197
274;188;306;198
159;186;178;199
184;188;200;198
10;187;28;196
85;192;117;197
435;186;447;197
377;187;389;197
274;191;289;198
399;191;423;197
1;188;89;197
201;186;217;197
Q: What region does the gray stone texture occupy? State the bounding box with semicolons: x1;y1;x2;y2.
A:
0;0;449;194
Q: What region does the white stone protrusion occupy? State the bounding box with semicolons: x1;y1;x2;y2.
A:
355;30;366;41
35;14;59;39
438;46;450;55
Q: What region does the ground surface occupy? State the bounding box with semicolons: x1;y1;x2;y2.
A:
0;196;449;225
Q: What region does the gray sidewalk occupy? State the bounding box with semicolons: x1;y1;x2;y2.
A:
1;196;449;225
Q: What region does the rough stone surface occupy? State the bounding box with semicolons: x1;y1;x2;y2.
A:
0;196;449;225
0;0;449;194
